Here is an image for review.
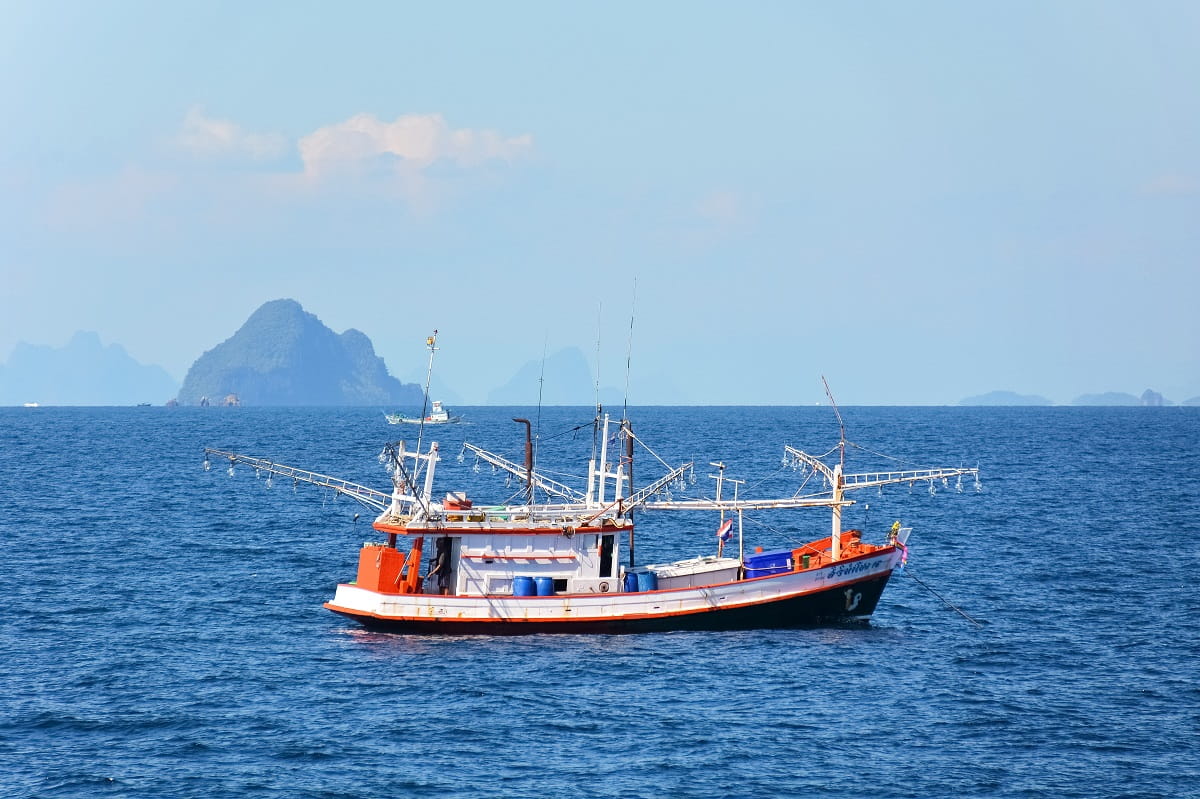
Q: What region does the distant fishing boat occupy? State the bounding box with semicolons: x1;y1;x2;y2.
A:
206;368;981;634
385;400;460;425
385;332;462;425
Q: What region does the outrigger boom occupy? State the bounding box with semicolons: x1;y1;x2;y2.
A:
203;449;391;512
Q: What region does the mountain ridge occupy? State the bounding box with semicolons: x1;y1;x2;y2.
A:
175;299;421;406
0;331;178;405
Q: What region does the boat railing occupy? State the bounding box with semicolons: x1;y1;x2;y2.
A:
428;503;630;528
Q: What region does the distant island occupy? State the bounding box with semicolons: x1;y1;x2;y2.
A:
960;388;1193;406
959;391;1053;406
5;312;1200;407
487;347;624;406
1072;389;1168;407
0;331;178;406
176;299;422;406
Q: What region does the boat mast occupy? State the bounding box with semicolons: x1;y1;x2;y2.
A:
823;376;847;561
414;331;438;469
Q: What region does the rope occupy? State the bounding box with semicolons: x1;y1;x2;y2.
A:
626;428;676;472
845;440;950;473
903;570;984;627
539;420;597;443
744;461;792;494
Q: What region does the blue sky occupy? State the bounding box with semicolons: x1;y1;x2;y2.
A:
2;1;1197;404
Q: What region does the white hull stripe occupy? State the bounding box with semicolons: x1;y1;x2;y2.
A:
325;552;898;624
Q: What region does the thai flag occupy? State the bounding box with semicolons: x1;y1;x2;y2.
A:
716;518;734;542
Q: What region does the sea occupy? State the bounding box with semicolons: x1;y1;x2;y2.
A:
1;405;1197;799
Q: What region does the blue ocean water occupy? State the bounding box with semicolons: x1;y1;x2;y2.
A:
1;406;1198;798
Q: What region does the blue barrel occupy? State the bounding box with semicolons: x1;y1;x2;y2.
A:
637;571;658;592
513;576;536;596
534;576;555;596
623;572;638;593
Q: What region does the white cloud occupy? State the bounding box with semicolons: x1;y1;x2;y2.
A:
297;112;533;177
177;107;288;160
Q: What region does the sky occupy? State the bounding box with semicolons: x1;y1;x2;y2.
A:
2;1;1198;405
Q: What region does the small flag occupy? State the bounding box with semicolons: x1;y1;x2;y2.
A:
716;518;734;543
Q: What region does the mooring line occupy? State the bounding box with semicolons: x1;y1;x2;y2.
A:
904;571;984;627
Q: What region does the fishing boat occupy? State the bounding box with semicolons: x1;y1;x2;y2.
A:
385;400;460;425
384;332;462;425
205;394;979;634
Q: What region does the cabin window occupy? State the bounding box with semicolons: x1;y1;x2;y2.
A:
600;534;615;577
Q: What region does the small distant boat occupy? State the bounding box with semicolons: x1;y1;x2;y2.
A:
23;402;39;408
385;333;461;425
385;399;461;425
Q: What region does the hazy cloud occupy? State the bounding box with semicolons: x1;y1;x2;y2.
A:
696;190;746;227
177;107;288;160
1141;173;1198;196
297;113;533;177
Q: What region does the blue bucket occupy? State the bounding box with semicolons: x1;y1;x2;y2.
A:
623;572;638;593
534;576;555;596
637;571;658;592
513;576;536;596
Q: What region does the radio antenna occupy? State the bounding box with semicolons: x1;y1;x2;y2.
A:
623;279;637;419
594;302;603;414
821;375;845;471
593;303;603;461
535;334;547;468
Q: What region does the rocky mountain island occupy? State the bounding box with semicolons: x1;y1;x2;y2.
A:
176;299;421;406
0;331;178;406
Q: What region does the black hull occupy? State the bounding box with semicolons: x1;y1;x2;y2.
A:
329;572;894;636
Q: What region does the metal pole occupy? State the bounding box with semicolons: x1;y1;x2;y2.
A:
512;418;533;505
625;419;635;568
831;463;843;561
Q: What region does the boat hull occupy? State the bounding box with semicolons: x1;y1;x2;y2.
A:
324;553;898;635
